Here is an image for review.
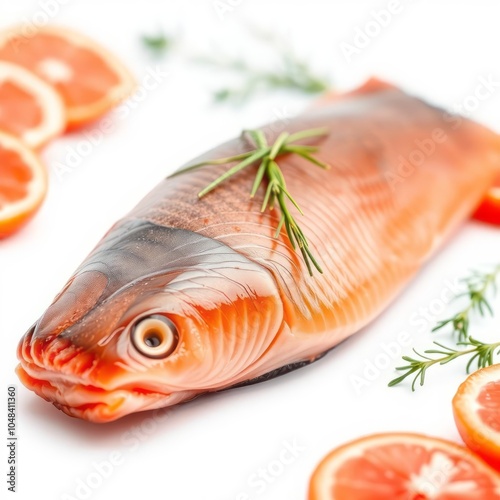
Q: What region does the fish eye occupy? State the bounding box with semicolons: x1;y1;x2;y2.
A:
130;315;178;359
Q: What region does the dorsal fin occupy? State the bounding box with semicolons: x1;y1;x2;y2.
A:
311;77;396;108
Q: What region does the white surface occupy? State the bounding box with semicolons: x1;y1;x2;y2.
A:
1;1;500;499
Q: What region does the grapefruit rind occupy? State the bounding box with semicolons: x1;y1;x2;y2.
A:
308;432;500;499
0;131;47;236
0;25;136;127
0;61;65;148
453;364;500;470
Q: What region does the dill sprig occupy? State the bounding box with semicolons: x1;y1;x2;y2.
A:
388;337;500;391
170;128;330;275
141;31;171;57
432;265;500;342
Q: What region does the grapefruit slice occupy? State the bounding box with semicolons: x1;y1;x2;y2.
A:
0;131;48;238
453;364;500;471
0;26;135;128
308;432;500;499
0;61;65;148
473;174;500;225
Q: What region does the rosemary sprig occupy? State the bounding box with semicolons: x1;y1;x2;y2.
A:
139;26;330;101
389;264;500;390
208;61;330;104
196;28;330;103
432;265;500;342
388;337;500;391
141;31;171;57
170;128;330;275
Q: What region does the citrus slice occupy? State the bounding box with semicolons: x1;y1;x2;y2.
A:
0;131;47;238
453;364;500;471
308;432;500;499
0;61;65;148
0;26;135;128
473;174;500;225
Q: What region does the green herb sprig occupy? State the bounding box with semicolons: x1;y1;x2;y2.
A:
204;56;330;104
432;266;500;342
140;26;330;102
195;28;330;103
171;128;330;275
389;264;500;390
388;337;500;391
142;31;171;57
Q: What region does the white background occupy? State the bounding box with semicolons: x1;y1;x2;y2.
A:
1;1;500;499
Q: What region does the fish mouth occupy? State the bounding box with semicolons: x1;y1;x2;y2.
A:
16;324;173;423
16;363;171;423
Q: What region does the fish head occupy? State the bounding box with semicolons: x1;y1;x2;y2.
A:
16;222;284;422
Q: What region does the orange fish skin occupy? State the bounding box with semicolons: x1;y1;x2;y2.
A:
16;79;500;422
